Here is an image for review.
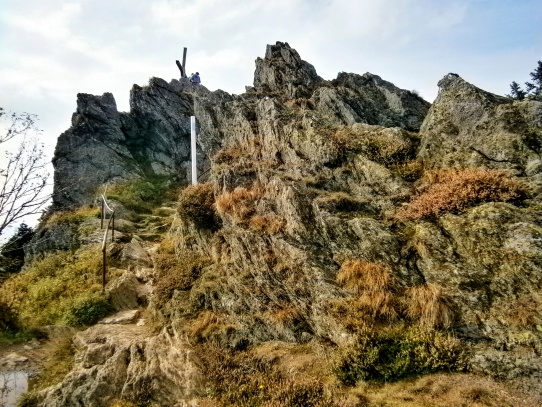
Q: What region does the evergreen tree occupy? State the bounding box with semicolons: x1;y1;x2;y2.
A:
525;60;542;96
508;61;542;100
0;223;34;275
508;81;526;100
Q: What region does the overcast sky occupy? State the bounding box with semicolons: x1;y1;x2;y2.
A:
0;0;541;196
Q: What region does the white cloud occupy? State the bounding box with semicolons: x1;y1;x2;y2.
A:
3;3;82;41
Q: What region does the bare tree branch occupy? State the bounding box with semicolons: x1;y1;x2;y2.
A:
0;109;50;236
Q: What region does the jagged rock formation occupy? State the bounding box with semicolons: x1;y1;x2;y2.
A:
20;42;542;405
52;78;200;210
51;41;429;211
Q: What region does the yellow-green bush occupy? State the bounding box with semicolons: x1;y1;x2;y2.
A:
0;246;113;328
63;292;114;326
334;327;466;385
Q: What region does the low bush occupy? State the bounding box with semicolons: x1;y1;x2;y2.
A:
334;327;466;385
63;292;114;326
0;246;113;328
395;168;527;220
0;299;19;332
177;183;220;230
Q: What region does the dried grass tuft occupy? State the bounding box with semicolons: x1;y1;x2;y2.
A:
337;261;396;294
395;168;527;220
177;182;220;230
337;261;399;321
405;284;455;329
249;213;285;234
214;183;264;222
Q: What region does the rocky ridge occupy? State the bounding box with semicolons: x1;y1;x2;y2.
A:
13;42;542;405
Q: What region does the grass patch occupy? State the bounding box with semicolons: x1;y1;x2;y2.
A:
44;206;100;227
0;246;114;329
31;334;75;391
392;159;424;182
394;168;528;220
331;126;416;167
153;244;211;309
106;177;179;214
314;192;375;214
196;343;340;406
248;214;285;234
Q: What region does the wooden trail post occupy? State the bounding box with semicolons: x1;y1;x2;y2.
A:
176;47;188;78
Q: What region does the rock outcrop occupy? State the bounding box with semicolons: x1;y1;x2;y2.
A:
20;42;542;405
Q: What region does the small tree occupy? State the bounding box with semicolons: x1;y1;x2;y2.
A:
509;61;542;100
0;109;50;236
508;81;526;100
0;223;34;275
525;60;542;97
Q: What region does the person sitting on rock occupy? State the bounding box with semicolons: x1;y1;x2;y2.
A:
189;72;201;85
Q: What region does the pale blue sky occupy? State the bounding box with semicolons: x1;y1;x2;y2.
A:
0;0;541;170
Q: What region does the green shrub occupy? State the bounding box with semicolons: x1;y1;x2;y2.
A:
63;292;114;326
177;183;220;230
16;393;40;407
0;300;19;332
334;327;466;385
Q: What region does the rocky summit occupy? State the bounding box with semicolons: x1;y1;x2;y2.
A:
2;42;542;406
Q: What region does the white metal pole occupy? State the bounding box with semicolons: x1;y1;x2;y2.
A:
190;116;197;184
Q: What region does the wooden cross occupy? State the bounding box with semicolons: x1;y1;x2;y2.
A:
176;47;188;78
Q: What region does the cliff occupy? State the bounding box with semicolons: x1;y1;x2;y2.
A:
3;42;542;406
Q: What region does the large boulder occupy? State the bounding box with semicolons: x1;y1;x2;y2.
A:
418;73;542;195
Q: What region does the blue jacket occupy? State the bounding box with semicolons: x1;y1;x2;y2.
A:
190;74;201;84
